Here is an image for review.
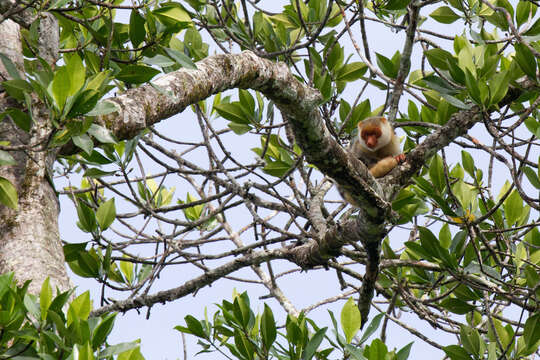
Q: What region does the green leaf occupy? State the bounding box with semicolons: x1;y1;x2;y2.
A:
286;315;303;346
440;93;472;110
407;100;419;122
385;0;410;10
88;124;116;144
50;66;71;109
3;108;32;131
73;134;94;155
238;89;255;116
232;293;251;328
64;242;87;262
234;328;254;360
67;291;91;326
514;43;537;79
376;53;398;78
117;346;144;360
49;0;71;9
153;5;192;27
430;6;460;24
2;79;33;101
488;70;510;105
183;192;204;221
76;200;97;233
524;117;540;138
422;226;456;268
523;313;540;350
92;313;117;348
98;341;139;357
263;159;292;177
315;72;332;100
83;168;116;178
339;101;352;128
504;189;523;225
24;293;41;320
73;343;95;360
68;89;101;119
516;0;536;27
447;57;466;84
345;344;367;360
406;240;434;260
40;277;52;321
164;47;197;69
439;223;452;249
143;55;175;68
452;178;478;211
365;338;387;360
0;53;21;79
0;176;18;209
66;54;85;96
87;71;110;92
440;298;475;314
302;327;327;360
185;315;207;338
116;64;160;84
86;100;119;116
396;342;413;360
358;313;384;345
0;150;16;166
464;69;482;105
443;345;473;360
524;17;540;36
419;226;442;256
422;75;457;95
461;150;475;177
215;103;250;124
96;198;116;230
342;100;371;133
523;166;540;188
119;256;134;284
425;49;454;71
486;342;497;360
228;122;252;135
327;43;344;72
261;304;276;350
341;298;361;343
460;325;482;356
336;62;368;81
129;10;146;47
429;154;444;192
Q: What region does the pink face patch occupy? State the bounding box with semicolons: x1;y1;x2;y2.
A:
361;125;382;148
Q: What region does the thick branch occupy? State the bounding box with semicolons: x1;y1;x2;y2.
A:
288;212;384;268
70;51;390;220
382;78;536;197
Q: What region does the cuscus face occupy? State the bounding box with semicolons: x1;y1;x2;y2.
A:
357;117;392;152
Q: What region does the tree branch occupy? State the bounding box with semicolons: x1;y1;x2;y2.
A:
80;51;536;323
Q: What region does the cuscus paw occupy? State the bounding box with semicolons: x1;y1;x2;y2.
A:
395;153;406;163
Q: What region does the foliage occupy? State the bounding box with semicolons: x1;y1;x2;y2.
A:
0;273;143;359
175;292;413;360
0;0;539;358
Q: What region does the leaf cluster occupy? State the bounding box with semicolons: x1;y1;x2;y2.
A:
0;273;142;359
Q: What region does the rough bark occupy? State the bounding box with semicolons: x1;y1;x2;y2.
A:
0;18;70;294
70;51;390;220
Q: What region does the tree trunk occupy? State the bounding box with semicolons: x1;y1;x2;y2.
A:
0;18;70;294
